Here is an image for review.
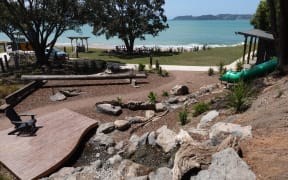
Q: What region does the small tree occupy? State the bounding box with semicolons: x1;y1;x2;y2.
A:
178;106;188;125
0;1;84;66
148;91;157;104
86;0;169;54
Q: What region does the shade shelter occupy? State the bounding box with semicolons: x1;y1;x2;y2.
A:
67;36;90;52
236;29;275;65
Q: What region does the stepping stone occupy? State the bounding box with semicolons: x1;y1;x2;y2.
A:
50;92;66;102
170;85;189;96
96;103;122;116
114;120;130;131
97;122;115;134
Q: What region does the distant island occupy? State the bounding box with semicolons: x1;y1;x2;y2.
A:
173;14;252;20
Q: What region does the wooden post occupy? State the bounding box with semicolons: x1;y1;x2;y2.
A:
247;37;253;64
4;55;9;70
70;38;73;52
252;38;257;58
14;55;19;69
243;36;248;64
76;47;79;58
86;39;89;52
0;58;5;73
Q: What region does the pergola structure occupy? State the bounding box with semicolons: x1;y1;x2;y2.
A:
236;29;275;65
67;36;90;52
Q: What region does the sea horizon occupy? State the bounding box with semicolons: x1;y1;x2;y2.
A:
0;19;252;49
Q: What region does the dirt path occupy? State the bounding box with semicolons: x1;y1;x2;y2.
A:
0;71;218;130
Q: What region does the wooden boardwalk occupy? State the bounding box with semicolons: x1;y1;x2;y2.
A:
0;108;98;180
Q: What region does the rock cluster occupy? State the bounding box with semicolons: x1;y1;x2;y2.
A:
44;83;256;180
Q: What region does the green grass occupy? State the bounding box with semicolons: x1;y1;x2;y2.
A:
59;45;243;66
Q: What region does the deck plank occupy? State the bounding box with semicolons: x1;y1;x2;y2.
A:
0;108;98;180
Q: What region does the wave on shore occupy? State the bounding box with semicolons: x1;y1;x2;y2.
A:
56;42;244;51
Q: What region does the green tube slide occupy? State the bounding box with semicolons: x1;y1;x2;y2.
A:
219;58;278;83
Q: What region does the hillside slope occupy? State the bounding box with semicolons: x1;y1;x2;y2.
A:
235;75;288;179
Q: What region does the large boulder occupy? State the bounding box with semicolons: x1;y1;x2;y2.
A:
124;101;155;111
114;120;130;131
155;103;166;112
93;133;115;147
130;134;141;147
108;154;123;166
148;167;173;180
148;131;157;146
126;116;145;124
197;110;219;128
156;126;177;153
170;85;189;96
176;129;196;145
60;88;81;97
96;103;122;116
190;148;256;180
97;122;115;134
50;92;66;101
209;122;252;140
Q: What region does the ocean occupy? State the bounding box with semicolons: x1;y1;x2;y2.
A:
0;20;252;49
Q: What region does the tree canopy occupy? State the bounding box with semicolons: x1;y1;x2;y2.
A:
251;0;288;74
85;0;169;53
0;0;84;65
250;0;272;31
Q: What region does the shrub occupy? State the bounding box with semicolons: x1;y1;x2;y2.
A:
73;61;80;73
193;102;209;117
178;107;188;125
158;66;162;76
0;85;20;99
138;63;145;71
90;60;97;72
208;67;214;76
148;91;157;104
155;60;160;70
82;61;90;74
218;62;225;75
236;61;243;72
227;81;253;113
162;91;169;97
116;96;122;105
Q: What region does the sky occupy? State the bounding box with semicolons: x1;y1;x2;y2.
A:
164;0;261;19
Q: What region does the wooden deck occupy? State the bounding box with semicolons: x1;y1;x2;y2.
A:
0;108;98;180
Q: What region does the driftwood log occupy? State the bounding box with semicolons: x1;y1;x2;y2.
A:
21;73;147;81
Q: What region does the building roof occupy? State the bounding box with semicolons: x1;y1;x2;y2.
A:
236;29;274;41
67;36;90;40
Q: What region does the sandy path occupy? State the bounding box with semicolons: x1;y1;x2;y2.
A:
0;71;218;130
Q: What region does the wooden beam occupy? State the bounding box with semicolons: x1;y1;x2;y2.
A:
5;80;47;106
21;73;147;81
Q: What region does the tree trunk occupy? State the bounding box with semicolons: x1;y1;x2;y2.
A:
34;45;49;66
278;0;288;74
123;37;134;54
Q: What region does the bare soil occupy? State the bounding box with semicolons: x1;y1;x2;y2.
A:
1;71;288;180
